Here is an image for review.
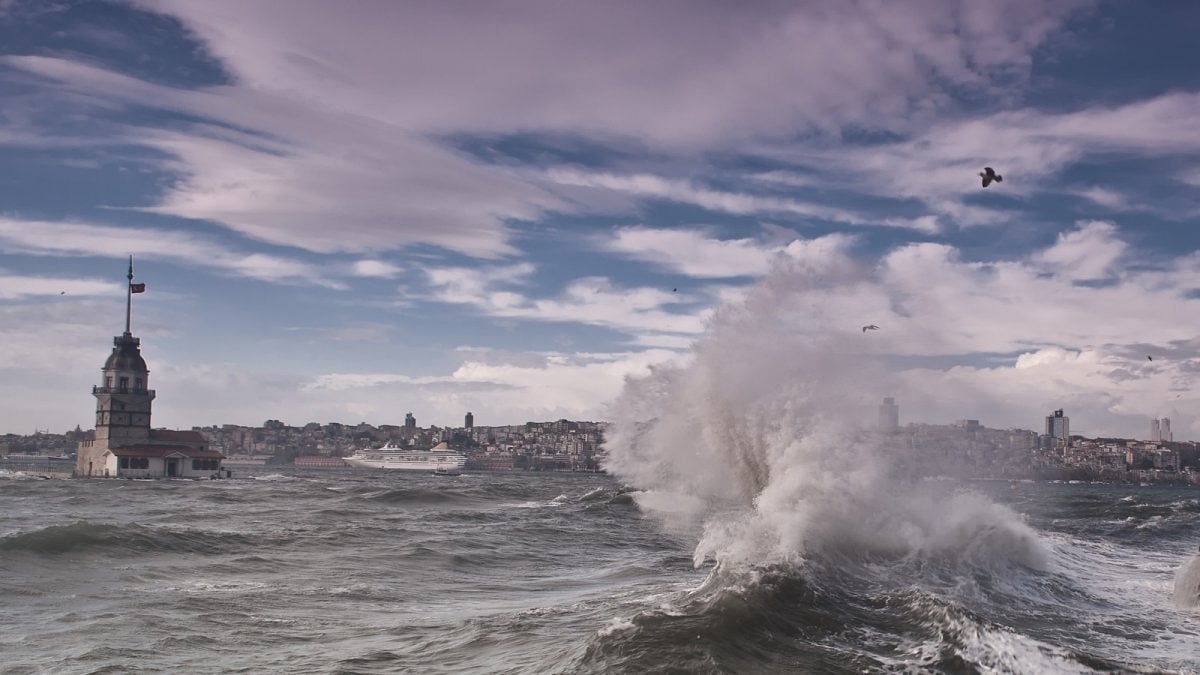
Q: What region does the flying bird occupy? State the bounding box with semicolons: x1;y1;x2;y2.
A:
862;325;880;332
979;167;1003;188
1148;356;1153;361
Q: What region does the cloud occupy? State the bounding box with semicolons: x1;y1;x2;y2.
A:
1033;220;1126;281
298;348;687;425
603;227;780;278
780;91;1200;230
549;169;941;233
351;259;402;279
2;0;1093;261
0;274;115;299
423;263;705;337
0;217;341;286
136;0;1089;143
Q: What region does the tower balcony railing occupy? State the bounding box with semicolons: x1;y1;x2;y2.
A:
93;386;157;396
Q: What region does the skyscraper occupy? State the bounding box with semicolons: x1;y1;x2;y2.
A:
878;397;899;432
1045;409;1069;440
404;412;416;429
464;411;474;429
1152;417;1172;443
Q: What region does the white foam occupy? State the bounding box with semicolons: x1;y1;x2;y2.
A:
1173;553;1200;610
603;256;1046;571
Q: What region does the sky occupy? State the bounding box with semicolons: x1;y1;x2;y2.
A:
1;0;1199;439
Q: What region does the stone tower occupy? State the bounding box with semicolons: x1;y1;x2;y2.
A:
94;256;155;444
93;331;155;445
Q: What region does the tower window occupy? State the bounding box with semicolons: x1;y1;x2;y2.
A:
135;377;143;391
106;376;113;388
118;376;129;391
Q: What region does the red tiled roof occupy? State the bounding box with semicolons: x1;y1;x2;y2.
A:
110;446;225;459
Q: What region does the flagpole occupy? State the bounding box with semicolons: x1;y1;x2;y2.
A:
125;256;133;336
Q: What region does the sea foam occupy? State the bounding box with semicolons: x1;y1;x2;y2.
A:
603;254;1044;571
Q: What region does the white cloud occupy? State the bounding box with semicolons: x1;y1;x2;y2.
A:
0;218;340;286
292;348;687;426
1033;220;1126;281
351;260;402;278
3;0;1090;261
549;169;940;233
0;274;115;299
603;227;779;278
424;265;706;338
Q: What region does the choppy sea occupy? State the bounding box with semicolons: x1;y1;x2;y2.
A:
2;468;1198;674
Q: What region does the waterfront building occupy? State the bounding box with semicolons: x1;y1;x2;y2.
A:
74;259;225;479
878;397;899;432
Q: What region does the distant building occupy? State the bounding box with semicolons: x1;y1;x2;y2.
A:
404;412;416;429
1151;417;1172;443
1045;409;1070;440
878;397;899;432
74;259;225;479
464;411;474;429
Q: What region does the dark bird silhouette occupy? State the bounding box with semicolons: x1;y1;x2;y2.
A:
979;167;1003;188
672;288;677;292
1148;356;1153;361
862;325;880;332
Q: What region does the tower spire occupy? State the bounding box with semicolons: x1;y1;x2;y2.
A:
125;256;134;336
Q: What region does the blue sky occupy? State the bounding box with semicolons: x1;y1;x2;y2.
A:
2;0;1199;438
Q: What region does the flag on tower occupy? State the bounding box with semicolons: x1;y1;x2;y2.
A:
130;283;146;293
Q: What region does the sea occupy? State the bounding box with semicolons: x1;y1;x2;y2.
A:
2;469;1199;674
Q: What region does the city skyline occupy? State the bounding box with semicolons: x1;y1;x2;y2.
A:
2;2;1200;437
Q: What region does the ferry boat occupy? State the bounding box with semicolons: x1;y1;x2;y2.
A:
343;441;467;472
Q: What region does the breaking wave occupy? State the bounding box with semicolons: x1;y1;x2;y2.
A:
602;257;1046;573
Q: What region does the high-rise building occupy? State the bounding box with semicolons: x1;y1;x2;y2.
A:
878;397;899;432
1045;409;1069;439
464;411;474;429
404;412;416;429
1152;417;1172;442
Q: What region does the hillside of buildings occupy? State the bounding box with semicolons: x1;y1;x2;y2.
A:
4;414;1199;484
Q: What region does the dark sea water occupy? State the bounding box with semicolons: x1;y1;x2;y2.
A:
2;469;1199;674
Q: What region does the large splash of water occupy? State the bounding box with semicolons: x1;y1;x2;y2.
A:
603;254;1045;571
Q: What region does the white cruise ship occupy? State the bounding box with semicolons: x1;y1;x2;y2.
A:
343;441;467;472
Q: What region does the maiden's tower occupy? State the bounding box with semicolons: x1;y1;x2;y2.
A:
74;259;225;478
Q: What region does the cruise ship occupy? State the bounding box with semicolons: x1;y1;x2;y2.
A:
343;441;467;472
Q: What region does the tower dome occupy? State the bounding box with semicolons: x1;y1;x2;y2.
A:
103;334;148;374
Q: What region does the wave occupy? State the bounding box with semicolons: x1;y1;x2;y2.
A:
573;559;1153;674
592;259;1172;672
603;257;1047;574
1173;553;1200;609
0;521;270;556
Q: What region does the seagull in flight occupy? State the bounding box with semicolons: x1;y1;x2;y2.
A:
862;325;880;333
979;167;1003;188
